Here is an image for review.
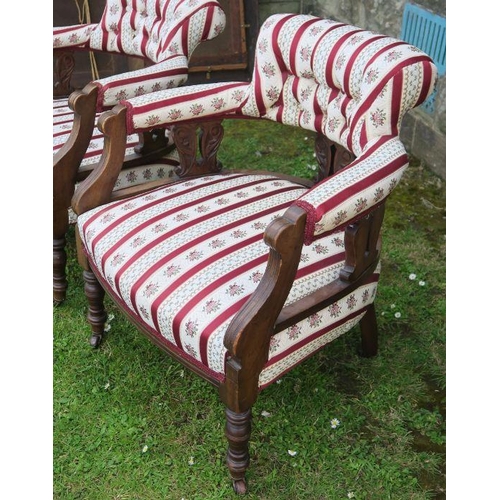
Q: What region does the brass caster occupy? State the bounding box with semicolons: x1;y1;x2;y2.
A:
232;479;247;495
89;334;103;348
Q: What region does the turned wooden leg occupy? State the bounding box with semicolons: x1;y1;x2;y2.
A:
83;269;107;348
225;408;252;495
359;303;378;357
53;236;68;305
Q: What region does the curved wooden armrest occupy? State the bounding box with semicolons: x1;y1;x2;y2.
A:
277;202;385;331
220;205;307;410
54;84;99;212
53;50;76;97
72;105;128;215
220;201;385;411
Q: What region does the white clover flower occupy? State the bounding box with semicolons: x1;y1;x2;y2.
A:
348;492;355;499
188;456;195;466
390;303;396;309
287;450;297;457
142;445;148;453
409;273;417;280
108;313;115;322
261;410;272;418
394;312;401;318
104;323;111;332
179;370;184;378
276;379;282;384
104;382;110;390
330;418;341;429
419;280;426;286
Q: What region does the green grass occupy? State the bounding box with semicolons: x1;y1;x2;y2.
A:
53;119;445;499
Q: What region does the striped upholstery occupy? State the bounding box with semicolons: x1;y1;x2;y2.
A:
76;14;436;388
53;0;226;109
78;173;380;388
53;0;225;190
53;98;179;190
53;24;96;49
120;13;436;241
122;13;435;152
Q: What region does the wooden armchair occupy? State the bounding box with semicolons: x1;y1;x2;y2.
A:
71;13;437;493
53;0;226;304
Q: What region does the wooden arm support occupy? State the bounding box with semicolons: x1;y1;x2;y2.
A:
220;205;307;411
220;201;386;412
277;203;385;333
54;84;99;218
53;49;76;97
72;104;128;215
172;121;224;177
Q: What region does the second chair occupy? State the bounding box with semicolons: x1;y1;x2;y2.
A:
53;0;226;304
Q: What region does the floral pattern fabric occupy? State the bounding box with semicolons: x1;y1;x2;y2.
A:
53;99;179;191
53;0;226;110
78;173;380;387
118;13;436;242
53;24;95;49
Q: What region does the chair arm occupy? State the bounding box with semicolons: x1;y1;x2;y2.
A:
293;135;408;244
118;81;249;134
92;55;193;111
221;205;307;410
53;24;95;49
72;105;129;216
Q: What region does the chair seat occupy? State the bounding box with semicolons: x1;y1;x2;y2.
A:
53;98;179;189
78;173;380;388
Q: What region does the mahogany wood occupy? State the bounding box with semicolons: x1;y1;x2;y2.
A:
359;303;378;357
53;50;76;97
225;408;252;494
73;110;386;492
53;85;98;304
82;269;108;347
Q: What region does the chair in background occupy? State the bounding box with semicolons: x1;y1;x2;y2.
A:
71;13;437;493
53;0;226;304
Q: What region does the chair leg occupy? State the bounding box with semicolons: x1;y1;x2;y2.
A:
225;408;252;495
53;236;68;305
359;303;378;357
83;269;107;347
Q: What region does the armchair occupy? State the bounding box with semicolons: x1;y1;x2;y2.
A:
72;13;437;493
53;0;226;304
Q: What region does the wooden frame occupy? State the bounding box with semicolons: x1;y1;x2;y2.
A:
73;109;383;493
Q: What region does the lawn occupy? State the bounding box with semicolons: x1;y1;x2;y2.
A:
53;118;445;499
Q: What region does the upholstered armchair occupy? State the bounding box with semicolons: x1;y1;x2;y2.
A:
72;13;437;493
53;0;226;304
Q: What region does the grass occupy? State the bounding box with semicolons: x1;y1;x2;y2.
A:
53;119;445;499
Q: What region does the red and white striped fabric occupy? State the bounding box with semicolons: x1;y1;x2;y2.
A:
53;0;226;110
53;1;225;190
77;13;437;388
53;98;179;191
122;13;436;151
119;13;436;240
53;24;96;49
78;173;380;387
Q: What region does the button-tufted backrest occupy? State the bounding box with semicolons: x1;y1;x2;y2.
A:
241;14;436;157
89;0;226;63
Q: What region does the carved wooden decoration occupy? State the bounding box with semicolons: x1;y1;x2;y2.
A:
173;121;224;177
53;50;76;97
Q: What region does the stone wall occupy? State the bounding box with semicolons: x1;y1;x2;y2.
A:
257;0;446;179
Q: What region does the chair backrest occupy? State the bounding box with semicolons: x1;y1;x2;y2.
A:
89;0;226;63
241;14;436;156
